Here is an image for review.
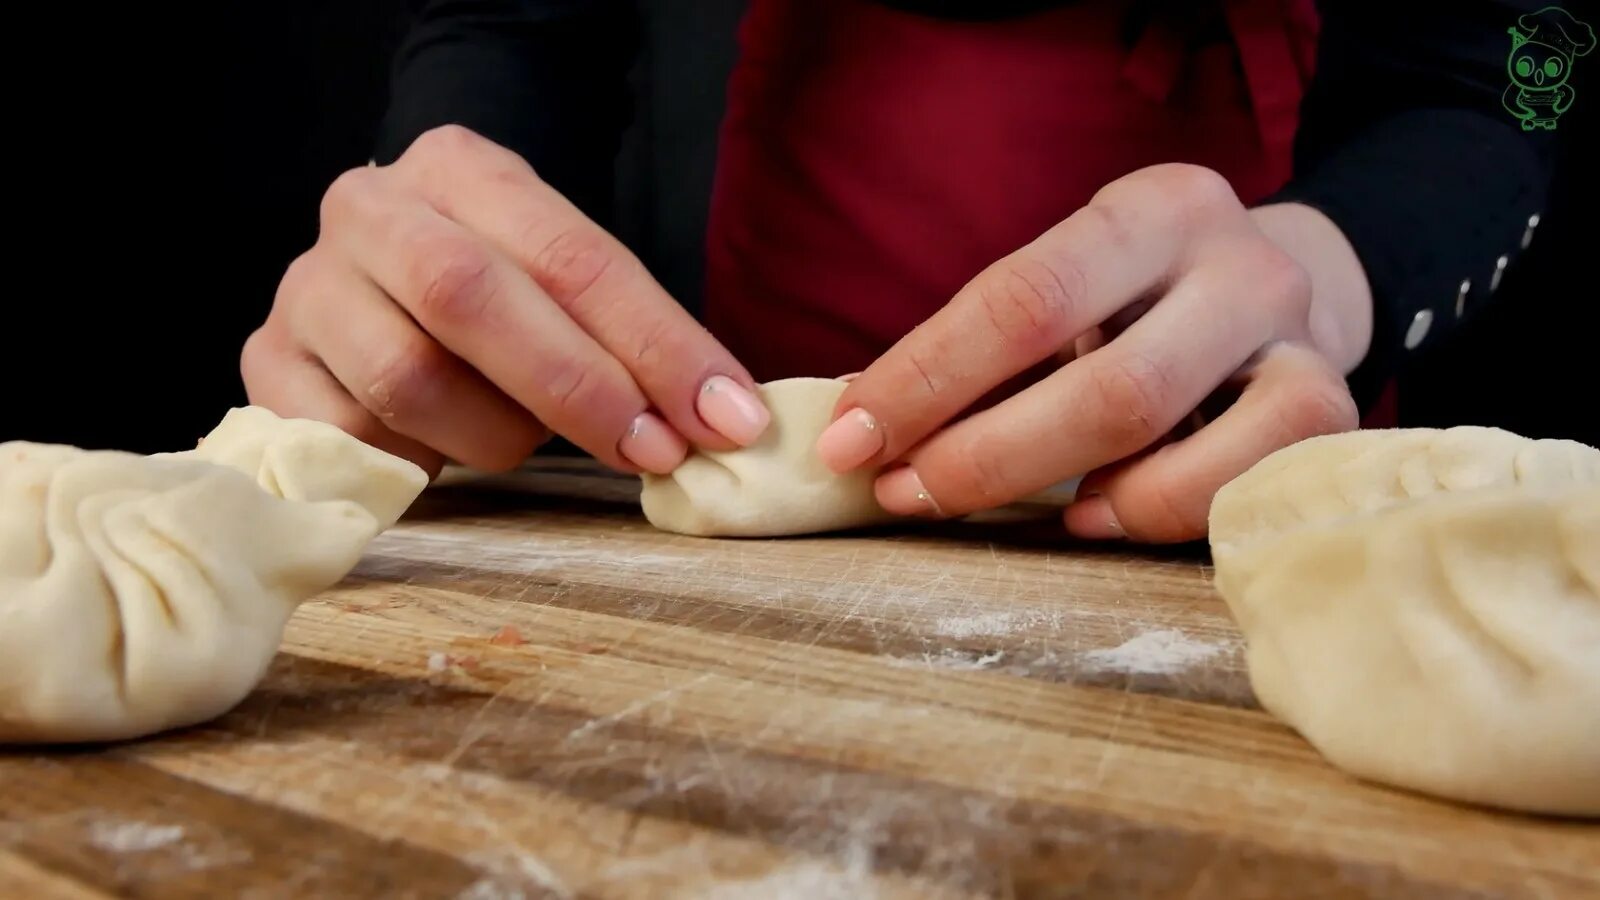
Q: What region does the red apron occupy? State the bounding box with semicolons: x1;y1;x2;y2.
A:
703;0;1321;380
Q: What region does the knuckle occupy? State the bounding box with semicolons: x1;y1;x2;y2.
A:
530;225;616;305
483;146;540;188
1111;163;1237;230
905;348;944;398
273;251;323;310
628;315;676;370
1087;353;1176;451
977;255;1082;354
318;167;377;226
949;433;1019;503
406;237;497;324
365;340;453;424
1079;199;1139;253
1158;163;1236;209
1249;243;1313;316
542;361;598;418
404;125;530;189
1136;476;1210;543
238;327;277;394
1275;372;1359;440
407;124;482;163
1113;477;1203;538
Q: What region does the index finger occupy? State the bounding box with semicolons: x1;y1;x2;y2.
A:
322;171;654;472
393;126;767;450
819;165;1233;473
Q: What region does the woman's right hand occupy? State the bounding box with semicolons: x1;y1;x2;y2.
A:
241;125;770;478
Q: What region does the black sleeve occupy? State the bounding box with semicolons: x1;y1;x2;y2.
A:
372;0;640;225
1261;0;1572;414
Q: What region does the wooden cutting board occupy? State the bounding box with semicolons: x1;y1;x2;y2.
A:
2;458;1595;899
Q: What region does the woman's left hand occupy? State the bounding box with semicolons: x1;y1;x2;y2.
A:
816;163;1374;543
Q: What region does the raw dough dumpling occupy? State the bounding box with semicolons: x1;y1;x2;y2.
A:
0;407;428;744
1210;425;1599;548
163;405;424;529
1208;427;1600;817
640;378;897;537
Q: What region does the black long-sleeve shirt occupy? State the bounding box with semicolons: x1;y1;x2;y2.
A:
372;0;1570;414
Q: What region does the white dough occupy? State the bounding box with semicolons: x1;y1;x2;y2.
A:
162;405;424;530
640;378;897;537
0;407;428;744
1208;427;1600;817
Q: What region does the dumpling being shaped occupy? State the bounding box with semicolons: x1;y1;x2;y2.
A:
0;407;428;744
1208;427;1600;817
640;378;898;537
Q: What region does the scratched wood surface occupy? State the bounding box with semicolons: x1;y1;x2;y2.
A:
2;458;1596;899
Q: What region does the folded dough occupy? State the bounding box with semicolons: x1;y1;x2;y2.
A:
1;407;427;744
1209;427;1600;817
162;405;423;529
640;378;897;537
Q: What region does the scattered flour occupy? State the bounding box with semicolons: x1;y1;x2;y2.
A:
932;610;1058;639
889;649;1006;671
1079;629;1231;675
368;530;693;579
958;649;1005;670
87;821;186;853
455;879;528;900
74;815;248;872
695;860;877;900
464;849;573;900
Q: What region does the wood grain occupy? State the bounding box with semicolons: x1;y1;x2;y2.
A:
3;459;1596;899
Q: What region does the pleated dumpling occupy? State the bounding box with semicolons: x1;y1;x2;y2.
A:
1208;425;1600;556
1207;426;1600;817
639;378;894;537
163;405;424;529
1;407;428;744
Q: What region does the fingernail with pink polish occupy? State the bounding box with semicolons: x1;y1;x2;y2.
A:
816;408;883;473
696;376;771;445
618;411;688;474
875;467;945;517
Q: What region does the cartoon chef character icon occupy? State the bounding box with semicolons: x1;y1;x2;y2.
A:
1504;6;1595;130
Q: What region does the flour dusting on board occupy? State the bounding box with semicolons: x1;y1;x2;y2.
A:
932;610;1060;638
367;529;693;577
82;817;250;872
697;859;877;900
1079;629;1232;675
88;820;186;853
455;879;528;900
464;848;573;900
887;648;1006;671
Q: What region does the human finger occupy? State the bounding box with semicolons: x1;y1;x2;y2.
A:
1063;342;1358;542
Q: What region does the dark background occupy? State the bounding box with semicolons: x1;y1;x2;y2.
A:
4;2;1593;453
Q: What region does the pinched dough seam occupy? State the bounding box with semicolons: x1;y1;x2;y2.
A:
60;487;136;707
1221;473;1579;558
1413;522;1539;682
